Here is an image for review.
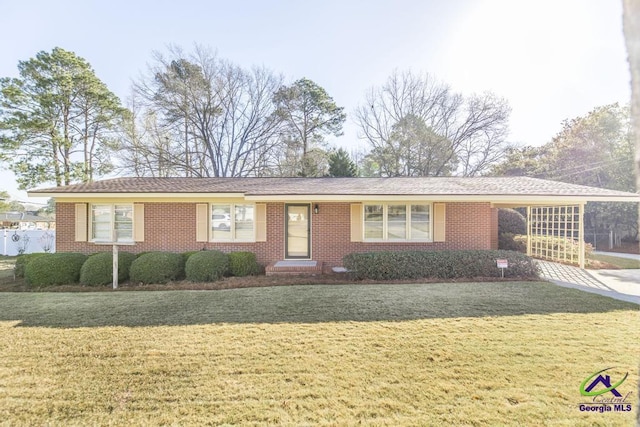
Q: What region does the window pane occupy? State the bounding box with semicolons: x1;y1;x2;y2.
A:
114;205;133;242
235;205;254;240
364;205;383;221
92;224;112;241
387;205;406;239
92;205;112;241
410;222;430;240
411;205;430;221
364;205;383;239
411;205;431;240
92;205;111;222
212;205;232;240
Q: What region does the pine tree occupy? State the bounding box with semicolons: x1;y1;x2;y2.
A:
328;148;357;177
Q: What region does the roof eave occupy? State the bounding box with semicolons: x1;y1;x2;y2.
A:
28;191;640;204
245;194;639;203
27;192;247;199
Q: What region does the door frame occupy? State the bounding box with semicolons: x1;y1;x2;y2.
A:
284;203;311;259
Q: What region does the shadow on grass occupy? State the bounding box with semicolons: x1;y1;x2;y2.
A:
0;282;637;328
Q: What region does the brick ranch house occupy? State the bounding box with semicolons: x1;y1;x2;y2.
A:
29;177;639;271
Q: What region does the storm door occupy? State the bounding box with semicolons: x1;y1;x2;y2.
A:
285;204;310;259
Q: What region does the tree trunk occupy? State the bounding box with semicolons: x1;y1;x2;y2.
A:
623;0;640;250
622;2;640;420
51;128;61;187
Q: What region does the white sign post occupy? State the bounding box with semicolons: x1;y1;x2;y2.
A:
496;259;508;278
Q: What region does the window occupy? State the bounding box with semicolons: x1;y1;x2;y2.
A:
363;203;431;241
411;204;430;240
364;205;383;239
211;204;255;241
387;205;407;240
91;204;133;242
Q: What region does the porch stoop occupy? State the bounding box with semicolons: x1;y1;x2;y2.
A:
265;260;324;276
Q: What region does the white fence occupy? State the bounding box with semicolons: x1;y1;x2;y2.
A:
1;229;56;256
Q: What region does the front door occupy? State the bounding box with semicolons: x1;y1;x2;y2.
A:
285;204;310;259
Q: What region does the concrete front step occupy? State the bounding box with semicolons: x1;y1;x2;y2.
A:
265;260;324;276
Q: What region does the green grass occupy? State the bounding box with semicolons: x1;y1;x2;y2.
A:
589;253;640;269
0;282;638;425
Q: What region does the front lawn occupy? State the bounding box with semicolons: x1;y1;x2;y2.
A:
589;253;640;269
0;282;638;425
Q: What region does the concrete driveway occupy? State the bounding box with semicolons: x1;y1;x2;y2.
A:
537;260;640;305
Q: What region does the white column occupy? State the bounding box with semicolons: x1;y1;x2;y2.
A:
578;203;585;269
526;206;532;257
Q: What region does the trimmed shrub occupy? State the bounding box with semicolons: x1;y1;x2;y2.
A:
228;251;259;277
14;253;48;278
343;250;539;280
24;253;88;286
498;209;527;251
185;250;229;282
182;251;200;261
135;251;153;258
499;232;527;252
79;252;137;286
129;252;185;284
498;208;526;235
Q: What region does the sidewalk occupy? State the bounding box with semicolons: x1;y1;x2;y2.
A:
537;260;640;305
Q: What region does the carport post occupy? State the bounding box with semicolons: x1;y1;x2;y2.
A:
578;203;585;269
526;206;532;257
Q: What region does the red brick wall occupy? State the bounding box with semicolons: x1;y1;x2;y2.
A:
490;208;499;250
57;201;497;266
311;202;495;265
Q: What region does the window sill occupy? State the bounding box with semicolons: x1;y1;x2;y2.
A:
363;239;434;243
92;241;136;246
210;240;256;243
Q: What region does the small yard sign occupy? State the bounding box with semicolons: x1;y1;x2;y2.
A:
496;259;508;278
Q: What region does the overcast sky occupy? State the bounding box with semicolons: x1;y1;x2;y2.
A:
0;0;631;203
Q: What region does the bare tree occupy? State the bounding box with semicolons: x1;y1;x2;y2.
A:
354;70;511;177
119;45;284;177
117;92;181;177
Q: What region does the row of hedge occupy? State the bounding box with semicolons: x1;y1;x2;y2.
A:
343;250;539;280
18;250;260;287
18;249;539;286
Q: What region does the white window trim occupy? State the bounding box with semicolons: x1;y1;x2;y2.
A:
210;203;256;243
89;203;134;244
363;202;433;242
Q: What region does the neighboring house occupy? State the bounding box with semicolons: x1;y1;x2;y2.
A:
0;211;55;230
28;177;639;270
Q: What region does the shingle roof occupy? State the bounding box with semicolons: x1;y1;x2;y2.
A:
28;176;639;201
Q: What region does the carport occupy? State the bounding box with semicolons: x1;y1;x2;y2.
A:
494;197;637;269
